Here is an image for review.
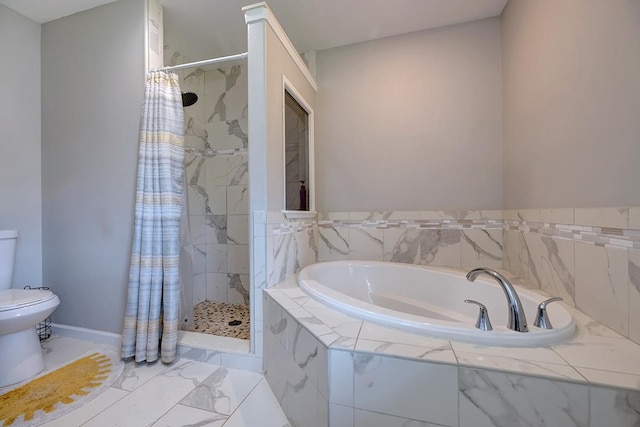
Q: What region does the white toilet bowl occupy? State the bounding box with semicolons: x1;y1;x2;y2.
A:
0;289;60;387
0;230;61;387
0;288;60;387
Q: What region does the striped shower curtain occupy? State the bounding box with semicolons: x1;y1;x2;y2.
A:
121;71;185;364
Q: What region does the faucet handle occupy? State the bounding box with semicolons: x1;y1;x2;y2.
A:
533;297;563;329
465;299;493;331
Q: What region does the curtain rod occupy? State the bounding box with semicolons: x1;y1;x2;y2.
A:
154;52;248;72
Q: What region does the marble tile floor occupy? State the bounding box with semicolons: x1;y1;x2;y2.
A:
190;301;250;340
8;335;289;427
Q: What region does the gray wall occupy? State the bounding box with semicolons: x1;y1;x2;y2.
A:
502;0;640;208
265;26;317;211
315;18;503;212
41;0;145;333
0;5;42;288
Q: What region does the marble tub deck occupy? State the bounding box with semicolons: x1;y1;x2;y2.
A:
265;274;640;426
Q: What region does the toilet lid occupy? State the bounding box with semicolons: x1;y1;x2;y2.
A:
0;289;56;312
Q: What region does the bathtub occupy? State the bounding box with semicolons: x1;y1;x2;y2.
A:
298;261;575;346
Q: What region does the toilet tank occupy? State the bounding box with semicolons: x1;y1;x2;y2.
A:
0;230;18;291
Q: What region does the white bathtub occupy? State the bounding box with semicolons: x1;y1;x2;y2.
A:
298;261;575;346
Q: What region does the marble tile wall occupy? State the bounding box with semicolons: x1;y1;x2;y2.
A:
166;47;250;308
314;210;503;269
265;211;318;288
503;207;640;345
265;207;640;347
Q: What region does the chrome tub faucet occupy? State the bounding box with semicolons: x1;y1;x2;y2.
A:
466;268;529;333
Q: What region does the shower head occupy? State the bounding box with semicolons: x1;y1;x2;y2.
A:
182;92;198;107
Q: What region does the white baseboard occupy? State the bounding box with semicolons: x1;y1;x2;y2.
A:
50;323;263;371
51;323;122;348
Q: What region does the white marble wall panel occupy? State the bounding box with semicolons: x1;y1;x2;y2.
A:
461;228;502;269
253;235;267;288
317;212;349;221
418;211;457;220
192;245;207;276
418;229;460;267
186;156;207;215
503;229;530;282
206;272;228;302
208;187;227;215
459;368;589;427
167;53;252;342
630;249;640;344
227;186;248;214
590;385;640;427
266;235;276;287
189;215;206;246
503;209;541;222
348;228;383;261
318;227;349;261
227;214;249;244
329;350;354;407
228;273;250;305
459;210;502;220
188;187;207;217
264;328;328;427
523;234;575;306
193;273;206;304
202;66;225;94
575;243;629;336
382;228;462;267
205;119;234;151
181;67;207;147
263;330;289;404
228;244;250;275
349;211;420;221
205;155;247;188
266;221;320;286
290;319;329;399
539;208;574;224
574;207;629;229
265;293;289;351
383;228;420;263
205;244;227;273
353;353;458;426
204;214;227;245
269;234;299;287
297;229;318;271
204;66;248;150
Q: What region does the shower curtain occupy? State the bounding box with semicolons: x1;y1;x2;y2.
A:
121;71;185;364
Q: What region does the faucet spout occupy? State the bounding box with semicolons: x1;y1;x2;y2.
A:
466;268;529;333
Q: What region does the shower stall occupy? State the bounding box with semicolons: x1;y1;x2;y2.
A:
165;47;250;340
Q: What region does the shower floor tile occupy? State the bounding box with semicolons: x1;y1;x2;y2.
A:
190;301;250;340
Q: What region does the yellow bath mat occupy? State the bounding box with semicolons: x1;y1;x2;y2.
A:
0;349;124;427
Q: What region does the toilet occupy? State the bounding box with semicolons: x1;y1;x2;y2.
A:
0;230;60;387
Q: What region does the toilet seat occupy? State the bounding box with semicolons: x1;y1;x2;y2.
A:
0;289;56;312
